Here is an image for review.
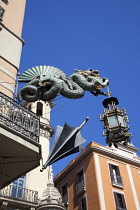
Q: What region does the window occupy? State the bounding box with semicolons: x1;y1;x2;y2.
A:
36;102;43;116
77;169;84;183
0;6;5;21
28;104;31;111
79;196;87;210
76;169;85;194
114;192;127;210
61;182;68;204
12;176;25;199
109;163;123;187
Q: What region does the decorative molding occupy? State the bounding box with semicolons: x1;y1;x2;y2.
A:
126;164;140;209
107;161;119;166
112;189;124;194
0;78;14;92
91;146;140;167
40;122;54;137
0;56;18;71
0;65;16;80
94;153;106;210
40;128;51;138
0;91;40;143
0;22;25;46
54;143;140;184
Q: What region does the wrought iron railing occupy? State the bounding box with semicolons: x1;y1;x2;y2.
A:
0;185;38;204
111;174;123;187
0;6;5;21
76;180;85;194
0;92;40;142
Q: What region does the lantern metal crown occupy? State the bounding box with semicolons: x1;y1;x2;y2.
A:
100;97;132;148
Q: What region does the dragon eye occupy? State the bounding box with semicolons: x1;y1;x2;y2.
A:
88;78;92;82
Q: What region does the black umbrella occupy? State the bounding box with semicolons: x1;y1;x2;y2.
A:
41;117;89;170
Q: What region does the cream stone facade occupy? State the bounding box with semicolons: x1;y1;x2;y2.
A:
0;26;24;68
0;1;65;209
24;101;54;199
0;0;26;97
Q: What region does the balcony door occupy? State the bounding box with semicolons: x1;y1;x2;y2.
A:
12;176;25;199
109;163;123;187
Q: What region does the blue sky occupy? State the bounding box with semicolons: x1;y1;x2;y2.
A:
20;0;140;176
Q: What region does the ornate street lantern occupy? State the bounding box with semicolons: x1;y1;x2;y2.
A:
100;97;132;148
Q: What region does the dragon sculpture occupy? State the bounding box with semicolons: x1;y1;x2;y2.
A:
17;65;109;102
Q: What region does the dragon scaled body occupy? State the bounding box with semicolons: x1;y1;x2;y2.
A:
17;66;109;102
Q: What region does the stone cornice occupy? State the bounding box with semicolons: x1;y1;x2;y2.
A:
54;142;140;184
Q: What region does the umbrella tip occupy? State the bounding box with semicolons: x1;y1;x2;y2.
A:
86;117;90;121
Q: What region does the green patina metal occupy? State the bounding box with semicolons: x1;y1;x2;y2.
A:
17;65;109;102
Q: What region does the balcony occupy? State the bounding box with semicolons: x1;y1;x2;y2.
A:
0;92;41;188
76;180;86;195
111;174;124;188
0;185;38;204
0;92;40;142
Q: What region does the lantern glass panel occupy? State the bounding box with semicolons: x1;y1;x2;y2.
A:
118;115;125;127
105;119;108;126
108;115;119;128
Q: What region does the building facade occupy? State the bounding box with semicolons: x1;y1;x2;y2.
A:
0;1;43;209
23;100;54;198
0;0;26;98
0;0;42;189
1;1;140;210
54;141;140;210
0;99;62;209
0;1;66;209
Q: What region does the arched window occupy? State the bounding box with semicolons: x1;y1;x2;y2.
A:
36;102;43;116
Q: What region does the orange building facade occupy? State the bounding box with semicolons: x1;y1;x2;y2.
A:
54;141;140;210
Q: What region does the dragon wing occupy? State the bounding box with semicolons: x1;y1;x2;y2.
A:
18;65;66;82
